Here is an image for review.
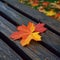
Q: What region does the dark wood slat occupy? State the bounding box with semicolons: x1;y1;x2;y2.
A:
0;20;40;60
0;39;22;60
0;2;60;54
1;0;60;35
0;1;36;25
0;16;60;60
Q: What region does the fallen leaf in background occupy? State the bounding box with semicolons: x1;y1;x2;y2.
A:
29;0;39;7
55;13;60;18
42;2;50;7
45;9;56;16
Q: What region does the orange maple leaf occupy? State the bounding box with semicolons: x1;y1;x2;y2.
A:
10;22;41;46
29;0;39;7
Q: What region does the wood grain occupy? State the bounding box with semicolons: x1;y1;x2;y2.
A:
1;0;60;35
0;39;22;60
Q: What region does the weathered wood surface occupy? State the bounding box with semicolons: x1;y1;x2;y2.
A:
1;0;60;35
0;1;60;60
0;39;22;60
0;16;60;60
0;1;60;54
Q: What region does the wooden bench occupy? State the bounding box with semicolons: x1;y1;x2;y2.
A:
0;39;22;60
0;0;60;60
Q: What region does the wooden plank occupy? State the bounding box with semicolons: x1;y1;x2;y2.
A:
0;2;60;54
0;1;36;26
0;16;60;60
0;39;22;60
0;23;40;59
0;16;41;60
1;0;60;35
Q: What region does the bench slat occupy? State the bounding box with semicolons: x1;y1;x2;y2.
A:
0;16;60;60
0;39;22;60
1;0;60;35
0;2;60;54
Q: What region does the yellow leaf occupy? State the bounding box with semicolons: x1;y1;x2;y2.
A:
32;32;41;41
45;10;56;16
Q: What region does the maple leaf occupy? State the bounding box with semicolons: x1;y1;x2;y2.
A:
55;13;60;18
45;10;56;16
42;2;50;7
29;0;39;7
35;23;47;33
10;22;41;46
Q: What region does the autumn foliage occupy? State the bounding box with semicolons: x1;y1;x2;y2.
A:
10;22;47;46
